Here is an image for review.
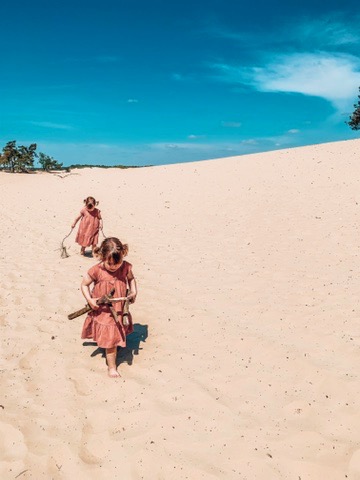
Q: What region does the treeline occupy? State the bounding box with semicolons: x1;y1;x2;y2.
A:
0;140;62;172
0;141;143;172
66;164;140;169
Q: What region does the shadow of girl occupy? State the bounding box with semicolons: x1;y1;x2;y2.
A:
116;323;148;366
83;323;148;367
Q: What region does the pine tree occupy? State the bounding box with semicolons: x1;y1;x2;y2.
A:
17;143;37;171
2;141;18;172
38;152;63;171
348;87;360;131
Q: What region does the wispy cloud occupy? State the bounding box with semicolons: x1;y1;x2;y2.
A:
288;129;300;134
127;98;139;103
221;121;242;128
204;16;360;112
171;72;197;82
152;142;218;150
295;17;360;47
241;139;258;145
35;134;315;167
211;52;360;110
206;15;360;50
30;121;74;130
188;134;206;139
205;25;249;43
172;73;186;81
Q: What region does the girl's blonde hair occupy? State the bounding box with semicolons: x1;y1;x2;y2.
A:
94;237;128;263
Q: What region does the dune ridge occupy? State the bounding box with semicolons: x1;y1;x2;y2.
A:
1;138;360;479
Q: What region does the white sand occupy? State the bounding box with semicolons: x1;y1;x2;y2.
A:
1;138;360;479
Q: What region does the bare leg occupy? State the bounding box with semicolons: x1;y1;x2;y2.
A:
106;347;120;378
80;246;85;255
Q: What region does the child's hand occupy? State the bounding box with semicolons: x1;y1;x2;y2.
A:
71;223;75;228
127;293;136;304
88;298;99;310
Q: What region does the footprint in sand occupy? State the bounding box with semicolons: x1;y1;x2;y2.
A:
348;449;360;476
19;348;39;370
78;423;102;465
68;374;92;397
0;421;27;461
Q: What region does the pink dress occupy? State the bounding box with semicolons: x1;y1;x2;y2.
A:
81;261;134;348
75;208;101;247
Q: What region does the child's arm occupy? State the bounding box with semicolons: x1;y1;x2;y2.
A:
127;271;137;304
81;273;99;310
72;213;83;229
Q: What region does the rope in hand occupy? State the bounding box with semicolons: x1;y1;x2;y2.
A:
100;225;107;239
60;227;74;258
59;220;106;259
61;227;74;245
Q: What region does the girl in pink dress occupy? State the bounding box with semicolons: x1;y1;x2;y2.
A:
72;196;102;255
80;237;137;378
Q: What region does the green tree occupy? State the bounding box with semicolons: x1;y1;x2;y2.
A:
38;152;63;171
1;141;37;172
2;140;18;172
348;87;360;130
17;143;37;171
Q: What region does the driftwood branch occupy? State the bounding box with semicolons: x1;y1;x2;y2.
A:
68;288;116;320
68;288;129;326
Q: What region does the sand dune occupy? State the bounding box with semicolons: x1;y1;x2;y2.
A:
1;138;360;479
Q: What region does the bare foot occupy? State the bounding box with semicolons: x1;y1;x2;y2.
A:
108;368;120;378
80;248;85;256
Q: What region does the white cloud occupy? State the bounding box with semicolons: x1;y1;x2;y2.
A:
165;144;181;149
188;134;206;139
288;129;300;134
254;53;360;109
241;139;258;145
127;98;139;103
211;52;360;110
171;72;196;82
30;121;74;130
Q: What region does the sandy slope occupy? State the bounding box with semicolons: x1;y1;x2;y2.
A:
1;138;360;479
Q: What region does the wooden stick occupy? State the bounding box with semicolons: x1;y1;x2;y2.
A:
122;289;130;326
68;304;92;320
68;288;116;320
109;305;119;323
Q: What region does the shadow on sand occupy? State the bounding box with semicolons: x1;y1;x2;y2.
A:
82;323;148;367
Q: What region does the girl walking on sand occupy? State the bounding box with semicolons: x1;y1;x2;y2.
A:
80;237;137;378
72;196;102;256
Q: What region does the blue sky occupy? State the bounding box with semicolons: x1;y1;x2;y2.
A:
1;0;360;166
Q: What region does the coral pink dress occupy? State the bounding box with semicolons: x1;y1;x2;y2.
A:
75;207;101;247
81;261;134;348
